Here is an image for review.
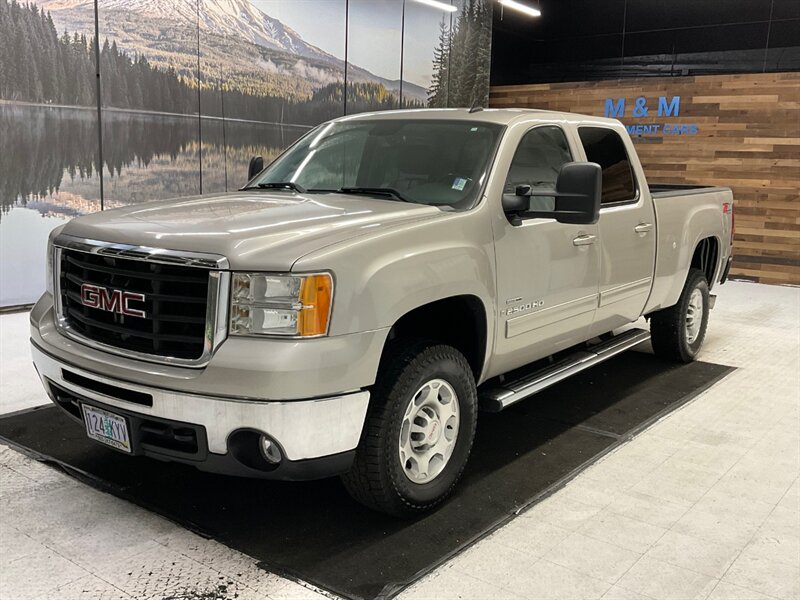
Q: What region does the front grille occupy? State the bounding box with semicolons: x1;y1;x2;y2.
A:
62;369;153;407
59;249;210;360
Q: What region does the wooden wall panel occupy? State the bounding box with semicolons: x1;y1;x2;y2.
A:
490;73;800;285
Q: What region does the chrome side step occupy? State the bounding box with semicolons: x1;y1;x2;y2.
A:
478;328;651;412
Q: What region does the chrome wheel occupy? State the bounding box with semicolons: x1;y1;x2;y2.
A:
398;378;460;484
685;288;704;344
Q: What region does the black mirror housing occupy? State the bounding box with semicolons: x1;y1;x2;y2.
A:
503;162;602;225
551;162;602;225
248;155;265;181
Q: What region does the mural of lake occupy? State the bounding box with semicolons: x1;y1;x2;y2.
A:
1;0;493;308
0;103;307;307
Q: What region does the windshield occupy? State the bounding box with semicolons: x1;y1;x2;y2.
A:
248;119;504;210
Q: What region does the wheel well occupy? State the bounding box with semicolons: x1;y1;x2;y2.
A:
383;296;487;380
692;237;719;284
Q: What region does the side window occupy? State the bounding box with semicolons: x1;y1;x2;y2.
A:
578;127;637;204
504;126;573;211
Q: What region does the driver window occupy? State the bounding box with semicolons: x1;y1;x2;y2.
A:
504;126;573;211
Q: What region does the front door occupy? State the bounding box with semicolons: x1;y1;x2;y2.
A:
490;125;601;376
576;126;657;337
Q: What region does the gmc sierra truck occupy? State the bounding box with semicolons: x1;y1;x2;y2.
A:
30;109;734;516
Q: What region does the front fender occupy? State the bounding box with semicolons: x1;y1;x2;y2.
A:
293;209;497;349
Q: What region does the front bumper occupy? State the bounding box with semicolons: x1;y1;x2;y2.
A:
31;342;370;480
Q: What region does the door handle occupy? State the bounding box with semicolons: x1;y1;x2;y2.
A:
634;223;653;234
572;234;597;246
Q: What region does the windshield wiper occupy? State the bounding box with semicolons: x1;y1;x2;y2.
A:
243;182;307;193
338;187;413;203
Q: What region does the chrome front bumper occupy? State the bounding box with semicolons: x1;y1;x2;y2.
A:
31;342;370;466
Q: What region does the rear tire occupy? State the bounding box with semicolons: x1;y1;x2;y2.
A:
341;340;477;517
650;268;710;363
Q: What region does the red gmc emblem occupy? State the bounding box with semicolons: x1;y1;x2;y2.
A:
80;283;146;318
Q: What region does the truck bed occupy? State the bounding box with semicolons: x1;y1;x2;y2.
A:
649;183;731;198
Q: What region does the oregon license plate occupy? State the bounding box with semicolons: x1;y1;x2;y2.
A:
82;405;132;453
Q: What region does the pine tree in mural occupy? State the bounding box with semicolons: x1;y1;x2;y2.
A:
428;0;492;109
428;18;452;108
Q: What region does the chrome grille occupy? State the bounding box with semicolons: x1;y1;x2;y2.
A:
53;235;229;366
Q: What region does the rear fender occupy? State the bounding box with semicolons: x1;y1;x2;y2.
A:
646;193;728;313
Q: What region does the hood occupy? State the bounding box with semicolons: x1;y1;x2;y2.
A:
62;191;443;271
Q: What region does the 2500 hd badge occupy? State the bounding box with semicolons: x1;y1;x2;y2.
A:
501;299;544;317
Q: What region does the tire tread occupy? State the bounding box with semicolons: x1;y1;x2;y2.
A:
341;339;477;517
650;268;709;363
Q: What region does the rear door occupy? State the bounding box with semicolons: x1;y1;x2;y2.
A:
490;124;601;376
577;126;656;337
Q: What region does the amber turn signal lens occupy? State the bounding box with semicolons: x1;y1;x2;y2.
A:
298;274;333;336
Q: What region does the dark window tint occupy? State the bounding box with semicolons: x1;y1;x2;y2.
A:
505;126;573;211
578;127;637;204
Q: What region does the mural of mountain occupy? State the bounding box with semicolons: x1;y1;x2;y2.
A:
44;0;330;59
37;0;428;102
0;0;492;306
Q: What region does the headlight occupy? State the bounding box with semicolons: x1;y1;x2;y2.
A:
230;273;333;337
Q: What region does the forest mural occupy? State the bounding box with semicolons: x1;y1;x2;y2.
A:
0;0;493;306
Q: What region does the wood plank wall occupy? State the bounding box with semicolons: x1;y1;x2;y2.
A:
490;73;800;285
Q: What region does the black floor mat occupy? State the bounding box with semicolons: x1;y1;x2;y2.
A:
0;353;732;600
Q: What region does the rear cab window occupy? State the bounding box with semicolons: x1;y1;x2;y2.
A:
577;127;637;205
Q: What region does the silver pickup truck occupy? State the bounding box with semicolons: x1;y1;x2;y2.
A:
30;109;734;516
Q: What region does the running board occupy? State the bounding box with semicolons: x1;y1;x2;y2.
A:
479;328;651;412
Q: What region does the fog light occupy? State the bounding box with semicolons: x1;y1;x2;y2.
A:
260;436;282;464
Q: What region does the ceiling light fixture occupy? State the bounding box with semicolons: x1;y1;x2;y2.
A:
499;0;542;17
412;0;458;12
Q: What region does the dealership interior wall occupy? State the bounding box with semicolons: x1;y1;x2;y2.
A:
490;0;799;285
1;0;797;305
491;72;800;284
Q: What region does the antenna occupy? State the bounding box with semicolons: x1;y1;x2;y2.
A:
469;105;484;113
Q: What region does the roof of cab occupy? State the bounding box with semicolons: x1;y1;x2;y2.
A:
332;107;622;127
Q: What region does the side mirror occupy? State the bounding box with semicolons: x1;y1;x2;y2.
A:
548;162;602;224
502;162;602;225
248;156;264;181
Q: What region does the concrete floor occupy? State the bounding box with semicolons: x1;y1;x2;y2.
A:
0;280;798;600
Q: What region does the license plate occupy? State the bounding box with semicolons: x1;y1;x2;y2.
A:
82;405;132;453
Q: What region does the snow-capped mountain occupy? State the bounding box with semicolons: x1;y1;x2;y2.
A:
200;0;331;61
40;0;334;61
37;0;429;101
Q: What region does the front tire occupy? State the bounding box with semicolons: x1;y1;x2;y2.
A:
341;341;478;517
650;268;710;363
